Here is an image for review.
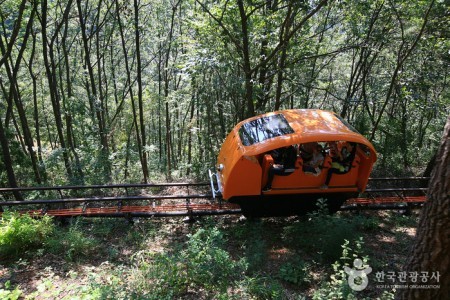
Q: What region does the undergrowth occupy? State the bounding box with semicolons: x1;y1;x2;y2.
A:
0;205;417;299
0;212;54;260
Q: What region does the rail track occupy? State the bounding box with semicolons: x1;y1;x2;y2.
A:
0;177;429;219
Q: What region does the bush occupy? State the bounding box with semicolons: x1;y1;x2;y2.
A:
45;220;99;262
0;212;54;260
283;199;358;263
184;228;248;290
126;227;248;298
0;281;22;300
312;238;368;300
354;215;380;231
278;258;312;287
235;276;285;300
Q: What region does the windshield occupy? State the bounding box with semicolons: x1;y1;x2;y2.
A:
238;114;294;146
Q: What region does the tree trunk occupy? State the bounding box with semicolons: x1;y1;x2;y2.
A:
114;0;146;182
400;115;450;299
76;0;111;181
40;0;73;179
28;30;46;179
163;1;181;179
134;0;149;183
0;120;23;200
0;5;42;184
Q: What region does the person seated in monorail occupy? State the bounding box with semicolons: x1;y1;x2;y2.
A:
263;145;297;192
303;143;324;176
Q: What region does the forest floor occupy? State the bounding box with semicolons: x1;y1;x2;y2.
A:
0;205;421;299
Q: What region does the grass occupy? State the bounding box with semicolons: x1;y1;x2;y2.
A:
0;208;419;299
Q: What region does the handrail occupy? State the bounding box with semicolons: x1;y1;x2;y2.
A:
0;194;214;207
0;182;209;193
208;169;221;199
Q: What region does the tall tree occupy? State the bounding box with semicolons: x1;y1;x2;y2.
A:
0;120;22;200
40;0;73;179
400;115;450;299
0;2;42;184
134;0;149;182
76;0;111;181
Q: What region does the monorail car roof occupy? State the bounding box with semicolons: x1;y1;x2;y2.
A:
226;109;377;159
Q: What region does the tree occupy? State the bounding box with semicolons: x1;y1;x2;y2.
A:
400;115;450;299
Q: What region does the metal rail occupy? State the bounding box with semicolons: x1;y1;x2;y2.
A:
0;178;429;218
0;182;209;193
0;177;429;195
0;194;213;207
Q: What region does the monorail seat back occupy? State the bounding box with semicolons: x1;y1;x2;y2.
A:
261;154;274;188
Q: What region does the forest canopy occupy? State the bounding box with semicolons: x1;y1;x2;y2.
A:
0;0;448;187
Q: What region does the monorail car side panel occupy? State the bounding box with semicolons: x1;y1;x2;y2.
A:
355;147;375;192
221;156;262;199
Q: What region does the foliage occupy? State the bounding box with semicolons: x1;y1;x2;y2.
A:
0;211;418;299
353;215;381;231
0;212;54;260
277;258;312;287
73;225;288;299
0;281;22;300
128;227;248;298
283;199;359;263
312;238;368;300
45;219;99;262
0;0;447;187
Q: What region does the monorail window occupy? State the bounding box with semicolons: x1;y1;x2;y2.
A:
239;114;294;146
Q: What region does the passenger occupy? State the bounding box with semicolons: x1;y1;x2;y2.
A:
300;142;317;162
303;144;324;176
321;142;354;189
263;145;297;192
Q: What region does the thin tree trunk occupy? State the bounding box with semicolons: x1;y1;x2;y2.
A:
0;5;42;184
28;30;46;181
134;0;149;183
114;0;146;182
163;1;181;179
76;0;111;181
61;14;84;180
40;0;73;179
0;119;23;200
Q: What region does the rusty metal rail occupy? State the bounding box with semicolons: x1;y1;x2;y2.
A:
15;203;242;218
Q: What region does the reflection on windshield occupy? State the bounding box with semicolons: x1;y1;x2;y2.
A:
238;114;294;146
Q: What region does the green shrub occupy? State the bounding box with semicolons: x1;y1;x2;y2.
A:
0;212;54;259
278;258;312;287
0;281;22;300
244;237;267;274
312;238;367;300
126;227;248;298
236;276;285;300
45;220;98;262
283;200;358;263
184;227;248;290
354;215;380;231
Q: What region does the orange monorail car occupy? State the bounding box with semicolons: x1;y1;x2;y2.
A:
209;109;377;216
